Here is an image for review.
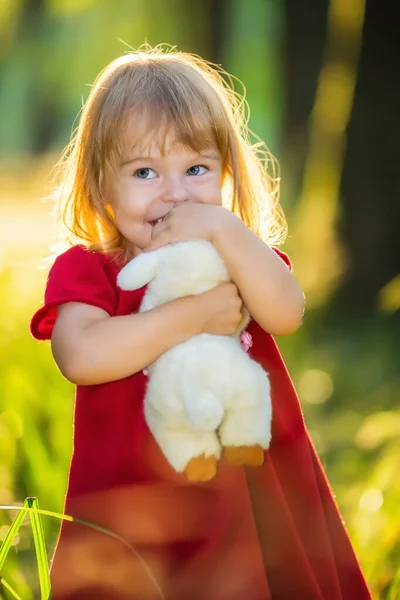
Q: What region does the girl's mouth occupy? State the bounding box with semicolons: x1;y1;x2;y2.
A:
149;218;164;227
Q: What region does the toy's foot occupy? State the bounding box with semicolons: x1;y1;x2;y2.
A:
185;454;217;482
225;444;264;467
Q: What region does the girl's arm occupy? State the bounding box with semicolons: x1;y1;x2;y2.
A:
213;215;305;336
144;204;304;336
51;282;242;386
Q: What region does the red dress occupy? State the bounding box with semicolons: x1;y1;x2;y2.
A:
31;245;371;600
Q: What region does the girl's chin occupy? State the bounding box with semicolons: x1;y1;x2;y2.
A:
131;245;146;258
124;241;144;258
124;226;153;257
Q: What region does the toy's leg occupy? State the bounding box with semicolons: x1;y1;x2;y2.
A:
146;407;221;481
224;444;264;467
219;401;272;467
184;453;218;482
162;428;220;482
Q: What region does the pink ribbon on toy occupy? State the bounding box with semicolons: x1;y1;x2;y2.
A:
240;330;253;352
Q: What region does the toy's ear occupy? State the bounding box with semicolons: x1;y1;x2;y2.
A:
117;251;161;291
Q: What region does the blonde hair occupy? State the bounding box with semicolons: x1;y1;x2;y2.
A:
51;44;287;261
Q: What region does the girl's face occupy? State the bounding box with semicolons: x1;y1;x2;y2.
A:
114;124;223;257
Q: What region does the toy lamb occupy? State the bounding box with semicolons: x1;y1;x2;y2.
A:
117;241;272;482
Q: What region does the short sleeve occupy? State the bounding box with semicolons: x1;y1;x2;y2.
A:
30;246;117;340
271;246;292;271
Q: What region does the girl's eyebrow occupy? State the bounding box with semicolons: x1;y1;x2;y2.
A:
120;156;153;167
199;151;221;161
120;151;221;168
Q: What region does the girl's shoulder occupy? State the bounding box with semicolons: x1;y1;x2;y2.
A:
49;244;120;271
31;245;120;341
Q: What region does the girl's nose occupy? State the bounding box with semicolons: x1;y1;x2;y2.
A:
162;177;189;204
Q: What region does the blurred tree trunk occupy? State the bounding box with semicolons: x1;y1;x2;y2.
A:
13;0;61;155
16;0;45;34
283;0;400;318
282;0;329;210
337;1;400;316
160;0;227;64
197;0;228;64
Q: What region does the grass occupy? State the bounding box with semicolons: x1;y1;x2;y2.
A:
0;499;50;600
0;499;166;600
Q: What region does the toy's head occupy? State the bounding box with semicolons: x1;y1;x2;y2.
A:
117;241;230;304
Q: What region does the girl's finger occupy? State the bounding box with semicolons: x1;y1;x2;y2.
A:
145;236;172;253
151;220;168;236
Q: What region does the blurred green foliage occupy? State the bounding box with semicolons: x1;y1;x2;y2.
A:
1;0;399;598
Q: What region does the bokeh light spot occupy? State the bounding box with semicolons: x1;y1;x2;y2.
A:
298;369;334;404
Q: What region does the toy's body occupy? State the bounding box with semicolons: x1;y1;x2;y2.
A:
118;241;272;481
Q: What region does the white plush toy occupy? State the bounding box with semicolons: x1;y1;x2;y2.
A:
117;241;272;482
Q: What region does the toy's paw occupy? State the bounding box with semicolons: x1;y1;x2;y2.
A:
224;444;264;467
184;454;217;482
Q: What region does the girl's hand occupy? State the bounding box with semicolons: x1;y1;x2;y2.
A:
144;202;236;252
195;282;244;336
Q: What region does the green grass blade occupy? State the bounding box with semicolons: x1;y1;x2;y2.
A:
27;498;50;600
0;502;165;599
0;577;24;600
0;499;29;571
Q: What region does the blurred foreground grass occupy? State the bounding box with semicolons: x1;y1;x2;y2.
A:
0;164;399;599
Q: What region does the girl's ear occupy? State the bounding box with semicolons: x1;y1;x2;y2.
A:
117;251;160;290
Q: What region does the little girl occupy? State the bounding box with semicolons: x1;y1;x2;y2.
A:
31;47;371;599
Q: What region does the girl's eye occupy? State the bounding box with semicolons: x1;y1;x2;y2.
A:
187;165;208;176
134;168;156;179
